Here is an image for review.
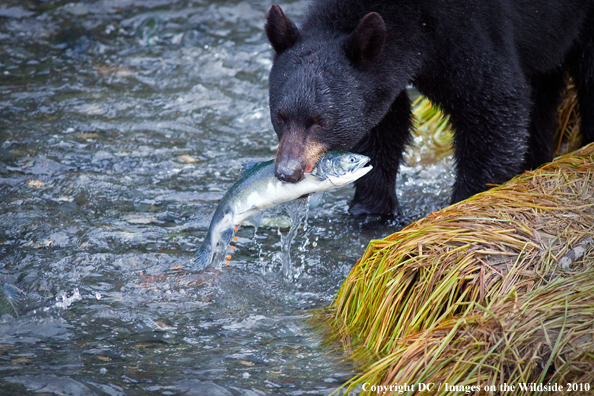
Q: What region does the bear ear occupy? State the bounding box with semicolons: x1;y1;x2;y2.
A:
345;12;387;65
266;5;300;54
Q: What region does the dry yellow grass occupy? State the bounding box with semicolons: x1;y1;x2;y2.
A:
555;84;581;156
327;143;594;395
352;271;594;394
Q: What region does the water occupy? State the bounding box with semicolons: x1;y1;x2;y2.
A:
0;1;453;394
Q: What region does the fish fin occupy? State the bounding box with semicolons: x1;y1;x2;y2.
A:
308;193;324;209
249;212;264;228
237;205;258;216
239;160;260;177
194;242;215;271
194;226;235;270
219;227;235;247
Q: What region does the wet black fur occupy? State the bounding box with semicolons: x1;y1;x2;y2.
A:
266;0;594;216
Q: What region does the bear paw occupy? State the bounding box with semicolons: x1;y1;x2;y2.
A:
349;198;400;218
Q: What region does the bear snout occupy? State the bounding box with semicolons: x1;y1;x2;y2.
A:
275;159;305;183
275;132;328;183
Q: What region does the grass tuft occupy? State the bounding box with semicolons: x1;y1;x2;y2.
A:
326;142;594;394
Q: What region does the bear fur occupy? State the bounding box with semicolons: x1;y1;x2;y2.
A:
265;0;594;216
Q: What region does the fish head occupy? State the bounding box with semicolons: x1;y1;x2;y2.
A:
310;151;372;186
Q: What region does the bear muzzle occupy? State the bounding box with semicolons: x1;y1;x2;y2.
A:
275;131;327;183
275;159;305;183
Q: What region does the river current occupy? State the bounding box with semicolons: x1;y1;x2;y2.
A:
0;1;452;394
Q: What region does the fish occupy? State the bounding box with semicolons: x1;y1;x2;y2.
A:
194;151;373;270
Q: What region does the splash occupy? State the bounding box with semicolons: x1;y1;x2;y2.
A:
278;196;310;279
0;283;24;317
54;288;82;309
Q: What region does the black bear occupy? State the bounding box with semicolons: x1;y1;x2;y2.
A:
265;0;594;216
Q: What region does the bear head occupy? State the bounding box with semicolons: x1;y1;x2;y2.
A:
266;4;397;183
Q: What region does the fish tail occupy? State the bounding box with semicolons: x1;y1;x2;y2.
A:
193;226;235;271
194;237;215;271
219;227;234;247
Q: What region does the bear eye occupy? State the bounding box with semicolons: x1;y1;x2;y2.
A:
276;113;285;125
310;116;328;128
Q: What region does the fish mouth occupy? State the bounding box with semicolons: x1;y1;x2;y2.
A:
346;155;371;174
327;161;373;186
351;160;373;179
355;157;372;172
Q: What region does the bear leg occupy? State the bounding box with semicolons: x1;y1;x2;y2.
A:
349;90;412;217
446;72;531;203
522;70;566;170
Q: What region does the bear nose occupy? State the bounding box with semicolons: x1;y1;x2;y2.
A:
275;163;304;183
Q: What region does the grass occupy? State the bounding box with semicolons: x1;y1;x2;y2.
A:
334;269;594;394
325;138;594;393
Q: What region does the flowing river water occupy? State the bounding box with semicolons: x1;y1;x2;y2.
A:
0;1;453;394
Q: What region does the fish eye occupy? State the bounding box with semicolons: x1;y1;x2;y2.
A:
350;156;355;162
